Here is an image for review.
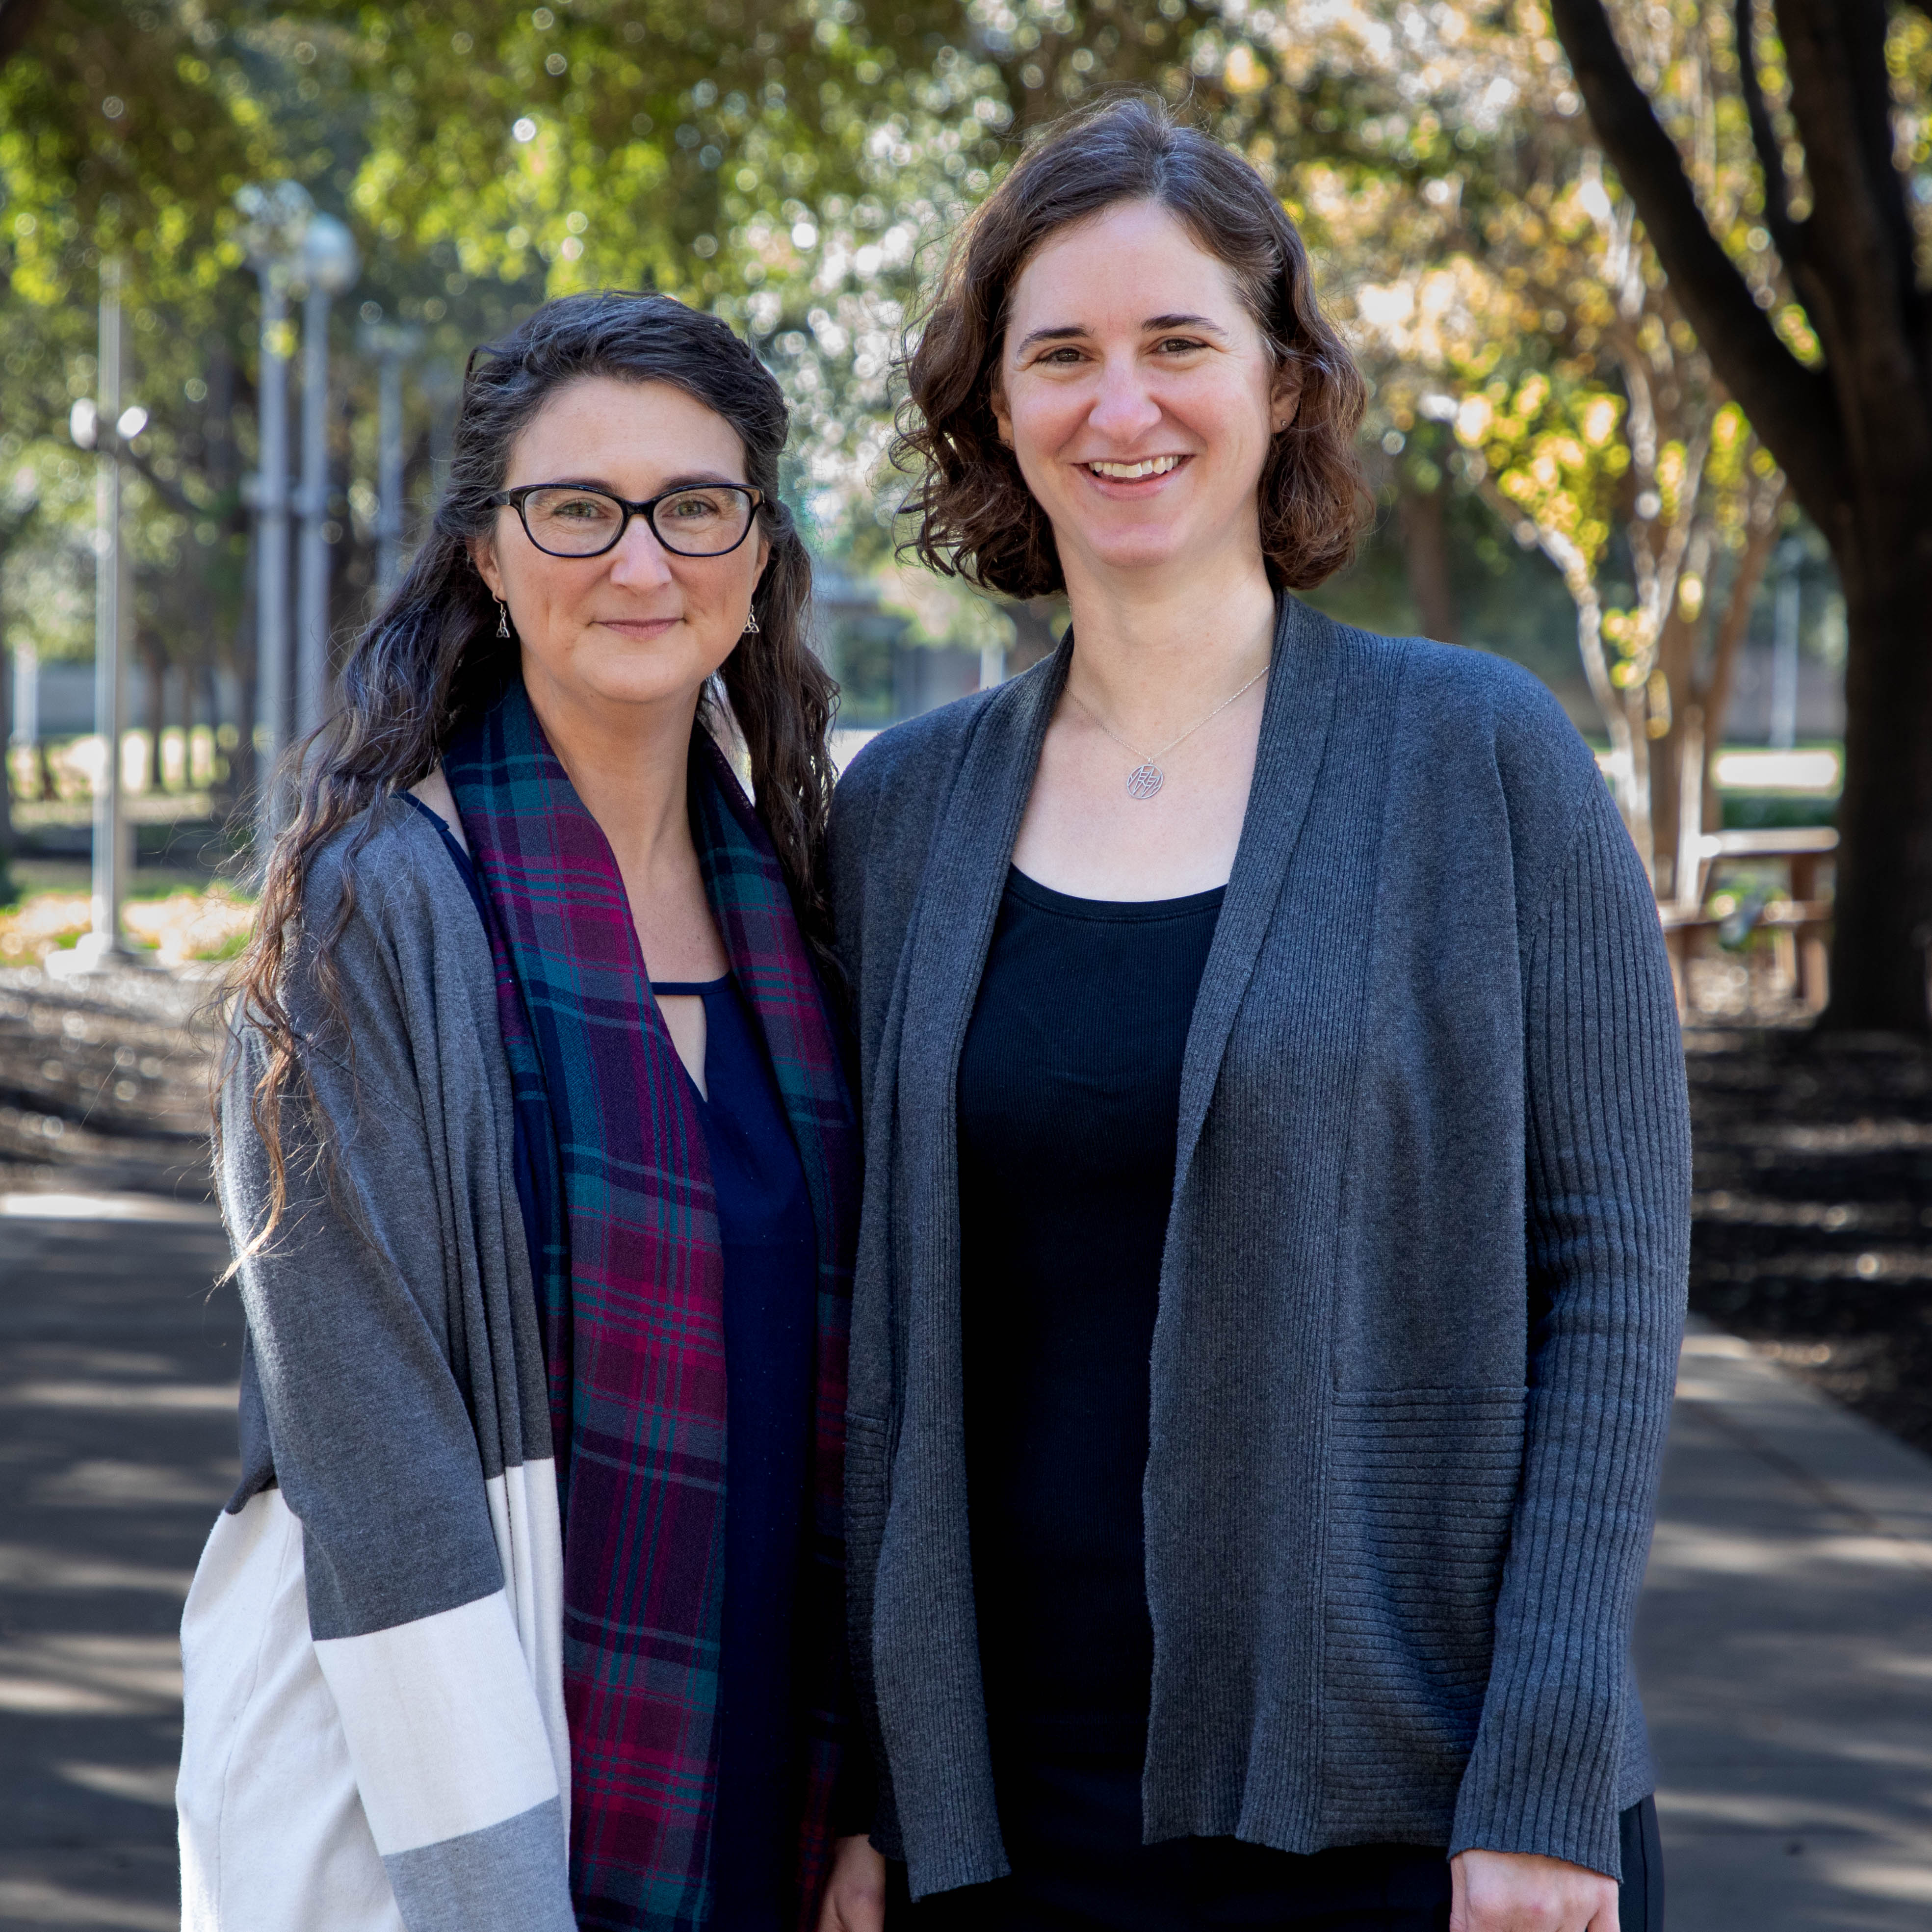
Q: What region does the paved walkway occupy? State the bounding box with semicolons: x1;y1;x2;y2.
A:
1;1196;1930;1927
1637;1322;1932;1929
0;1190;237;1932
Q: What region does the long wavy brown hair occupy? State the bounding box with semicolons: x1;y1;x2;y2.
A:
224;290;837;1246
897;93;1369;596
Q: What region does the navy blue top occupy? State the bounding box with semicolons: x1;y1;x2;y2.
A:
654;972;820;1930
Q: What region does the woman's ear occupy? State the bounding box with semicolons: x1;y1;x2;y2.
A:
1269;358;1304;435
991;379;1016;452
469;535;505;602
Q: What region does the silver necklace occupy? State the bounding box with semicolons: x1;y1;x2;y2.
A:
1068;662;1270;799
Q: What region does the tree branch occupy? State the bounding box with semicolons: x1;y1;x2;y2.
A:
0;0;47;68
118;445;205;524
1548;0;1847;524
1733;0;1804;265
1774;0;1929;431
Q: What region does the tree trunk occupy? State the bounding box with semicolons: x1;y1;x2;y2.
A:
1828;496;1932;1028
1696;513;1780;830
142;639;168;793
1650;513;1781;891
1396;474;1461;643
1649;602;1698;901
0;0;48;69
222;523;258;814
1621;683;1654;880
0;642;15;890
1550;0;1932;1029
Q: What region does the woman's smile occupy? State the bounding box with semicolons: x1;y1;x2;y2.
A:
597;612;682;637
1078;453;1192;489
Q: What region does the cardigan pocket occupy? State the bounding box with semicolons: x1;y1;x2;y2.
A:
845;1411;893;1566
1320;1385;1526;1841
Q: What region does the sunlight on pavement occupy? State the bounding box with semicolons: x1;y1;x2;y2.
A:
1638;1324;1932;1930
0;1874;177;1931
0;1192;220;1223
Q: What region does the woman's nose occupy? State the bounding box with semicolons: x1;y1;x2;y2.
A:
607;514;677;586
1086;358;1163;443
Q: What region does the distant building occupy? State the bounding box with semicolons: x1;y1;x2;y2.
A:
1722;644;1844;745
812;558;984;729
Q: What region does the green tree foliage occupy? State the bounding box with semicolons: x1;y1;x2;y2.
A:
0;0;1834;847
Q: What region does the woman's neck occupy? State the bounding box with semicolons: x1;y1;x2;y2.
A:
1058;547;1279;737
522;671;704;884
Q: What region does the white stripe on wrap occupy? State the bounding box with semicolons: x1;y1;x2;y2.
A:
483;1459;569;1830
179;1490;405;1930
313;1589;560;1856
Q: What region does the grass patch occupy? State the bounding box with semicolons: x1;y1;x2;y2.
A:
0;884;256;967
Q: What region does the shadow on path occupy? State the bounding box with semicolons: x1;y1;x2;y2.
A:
0;1194;239;1931
1638;1323;1932;1931
5;1132;1932;1930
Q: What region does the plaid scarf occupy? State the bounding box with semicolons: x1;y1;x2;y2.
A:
443;680;857;1930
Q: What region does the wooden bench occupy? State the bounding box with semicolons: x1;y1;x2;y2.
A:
1654;719;1836;1015
1663;828;1838;1014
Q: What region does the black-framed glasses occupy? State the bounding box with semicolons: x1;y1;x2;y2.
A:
487;482;764;559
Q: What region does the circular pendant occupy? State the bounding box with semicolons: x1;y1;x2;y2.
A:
1125;761;1165;800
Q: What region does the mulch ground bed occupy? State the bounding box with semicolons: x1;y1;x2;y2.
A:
0;966;215;1199
1687;1021;1932;1456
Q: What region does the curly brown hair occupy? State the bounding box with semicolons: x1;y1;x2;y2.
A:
897;94;1369;599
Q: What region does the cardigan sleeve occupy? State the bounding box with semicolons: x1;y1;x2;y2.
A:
1449;778;1690;1879
211;831;575;1930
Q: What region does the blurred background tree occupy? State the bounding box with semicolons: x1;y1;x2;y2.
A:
1552;0;1932;1029
0;0;1910;1016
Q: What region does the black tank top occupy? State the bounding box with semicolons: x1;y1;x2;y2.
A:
956;865;1224;1754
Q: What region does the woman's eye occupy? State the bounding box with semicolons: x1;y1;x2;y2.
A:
1156;337;1207;355
1037;346;1085;366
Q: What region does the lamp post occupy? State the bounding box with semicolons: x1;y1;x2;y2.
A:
357;321;423;598
60;260;137;972
9;644;36;771
292;213;360;742
418;356;461;509
237;181;312;852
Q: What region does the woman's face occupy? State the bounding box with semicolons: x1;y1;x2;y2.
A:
471;375;768;721
992;200;1299;586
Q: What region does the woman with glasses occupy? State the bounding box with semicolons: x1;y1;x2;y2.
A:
179;291;879;1932
829;99;1685;1932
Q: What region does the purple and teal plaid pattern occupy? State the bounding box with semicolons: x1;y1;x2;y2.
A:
443;682;858;1930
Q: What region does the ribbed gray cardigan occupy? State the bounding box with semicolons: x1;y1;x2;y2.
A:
826;596;1690;1899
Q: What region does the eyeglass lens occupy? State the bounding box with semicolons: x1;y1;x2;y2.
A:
521;486;753;556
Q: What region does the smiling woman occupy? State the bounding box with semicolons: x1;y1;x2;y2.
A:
834;96;1685;1932
899;113;1365;610
180;294;871;1932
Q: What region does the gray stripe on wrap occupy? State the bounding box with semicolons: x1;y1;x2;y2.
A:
217;800;554;1641
383;1796;574;1932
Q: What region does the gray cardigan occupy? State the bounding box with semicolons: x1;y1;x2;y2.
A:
827;597;1690;1898
185;801;574;1927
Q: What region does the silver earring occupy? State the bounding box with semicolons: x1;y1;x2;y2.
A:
496;599;510;639
742;608;760;635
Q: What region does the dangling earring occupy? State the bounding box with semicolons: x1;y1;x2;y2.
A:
742;607;760;635
496;598;510;639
